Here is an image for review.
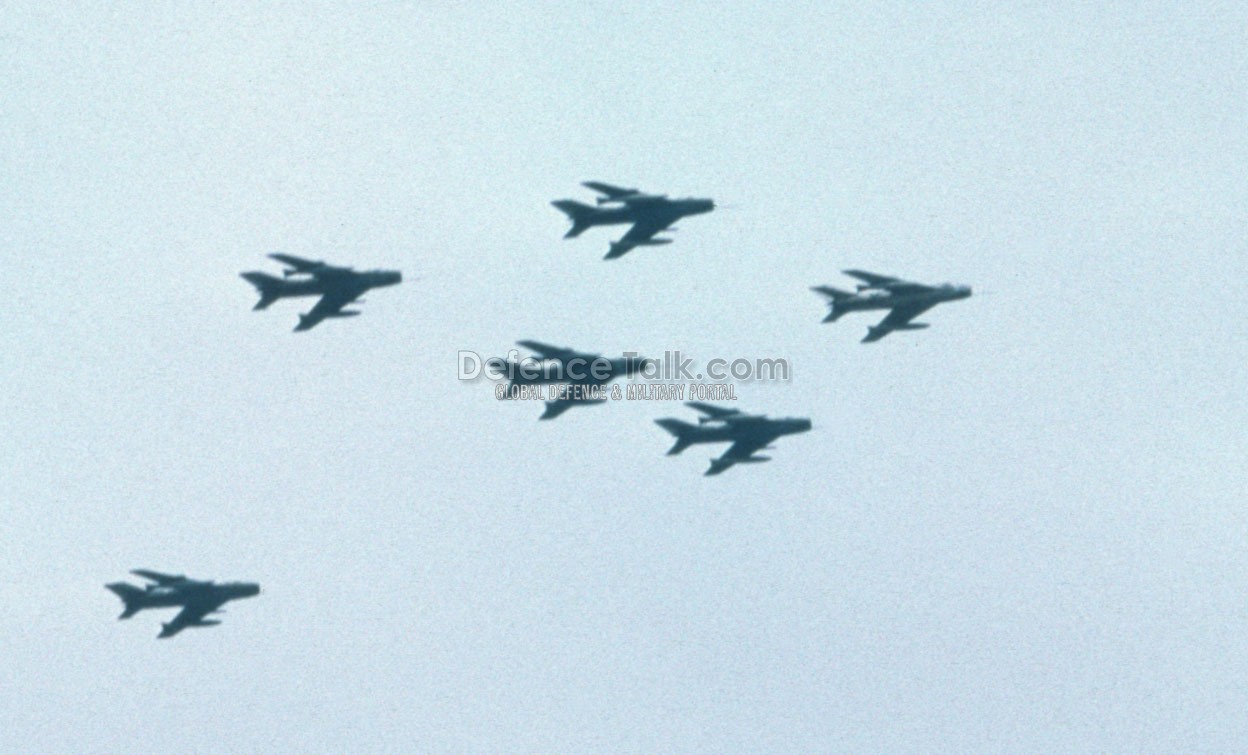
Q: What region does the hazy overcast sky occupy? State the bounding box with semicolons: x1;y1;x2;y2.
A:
3;2;1246;752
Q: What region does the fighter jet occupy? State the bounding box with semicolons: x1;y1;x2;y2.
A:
812;270;972;343
507;340;649;387
105;570;260;639
655;402;812;475
503;340;651;420
551;181;715;260
240;253;402;331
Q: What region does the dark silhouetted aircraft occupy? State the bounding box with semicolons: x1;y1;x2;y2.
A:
812;270;972;342
503;340;651;420
240;253;401;331
551;181;715;259
106;570;260;639
655;402;811;475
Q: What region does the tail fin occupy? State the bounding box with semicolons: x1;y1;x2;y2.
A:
240;272;284;310
539;400;574;420
105;582;144;619
551;200;596;238
811;286;852;323
655;418;698;455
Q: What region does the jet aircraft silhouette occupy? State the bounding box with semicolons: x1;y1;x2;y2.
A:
241;253;402;331
655;402;812;475
105;570;260;639
551;181;714;259
812;269;971;342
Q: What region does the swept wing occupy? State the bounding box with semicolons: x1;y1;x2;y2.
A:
604;218;674;259
686;402;743;422
862;303;936;343
157;599;227;639
843;269;934;295
131;569;190;586
516;340;598;362
581;181;642;202
294;284;368;332
705;431;780;475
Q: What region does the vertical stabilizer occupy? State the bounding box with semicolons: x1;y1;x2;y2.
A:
105;583;144;619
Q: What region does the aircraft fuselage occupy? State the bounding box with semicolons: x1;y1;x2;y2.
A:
125;582;260;613
839;285;971;312
266;270;402;300
578;198;715;228
507;356;651;388
681;417;812;448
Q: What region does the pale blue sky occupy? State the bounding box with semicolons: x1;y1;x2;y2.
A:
2;2;1246;752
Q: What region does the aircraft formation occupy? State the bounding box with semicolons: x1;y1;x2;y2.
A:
109;180;972;638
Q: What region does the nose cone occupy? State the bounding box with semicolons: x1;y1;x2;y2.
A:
242;583;261;598
796;418;813;433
